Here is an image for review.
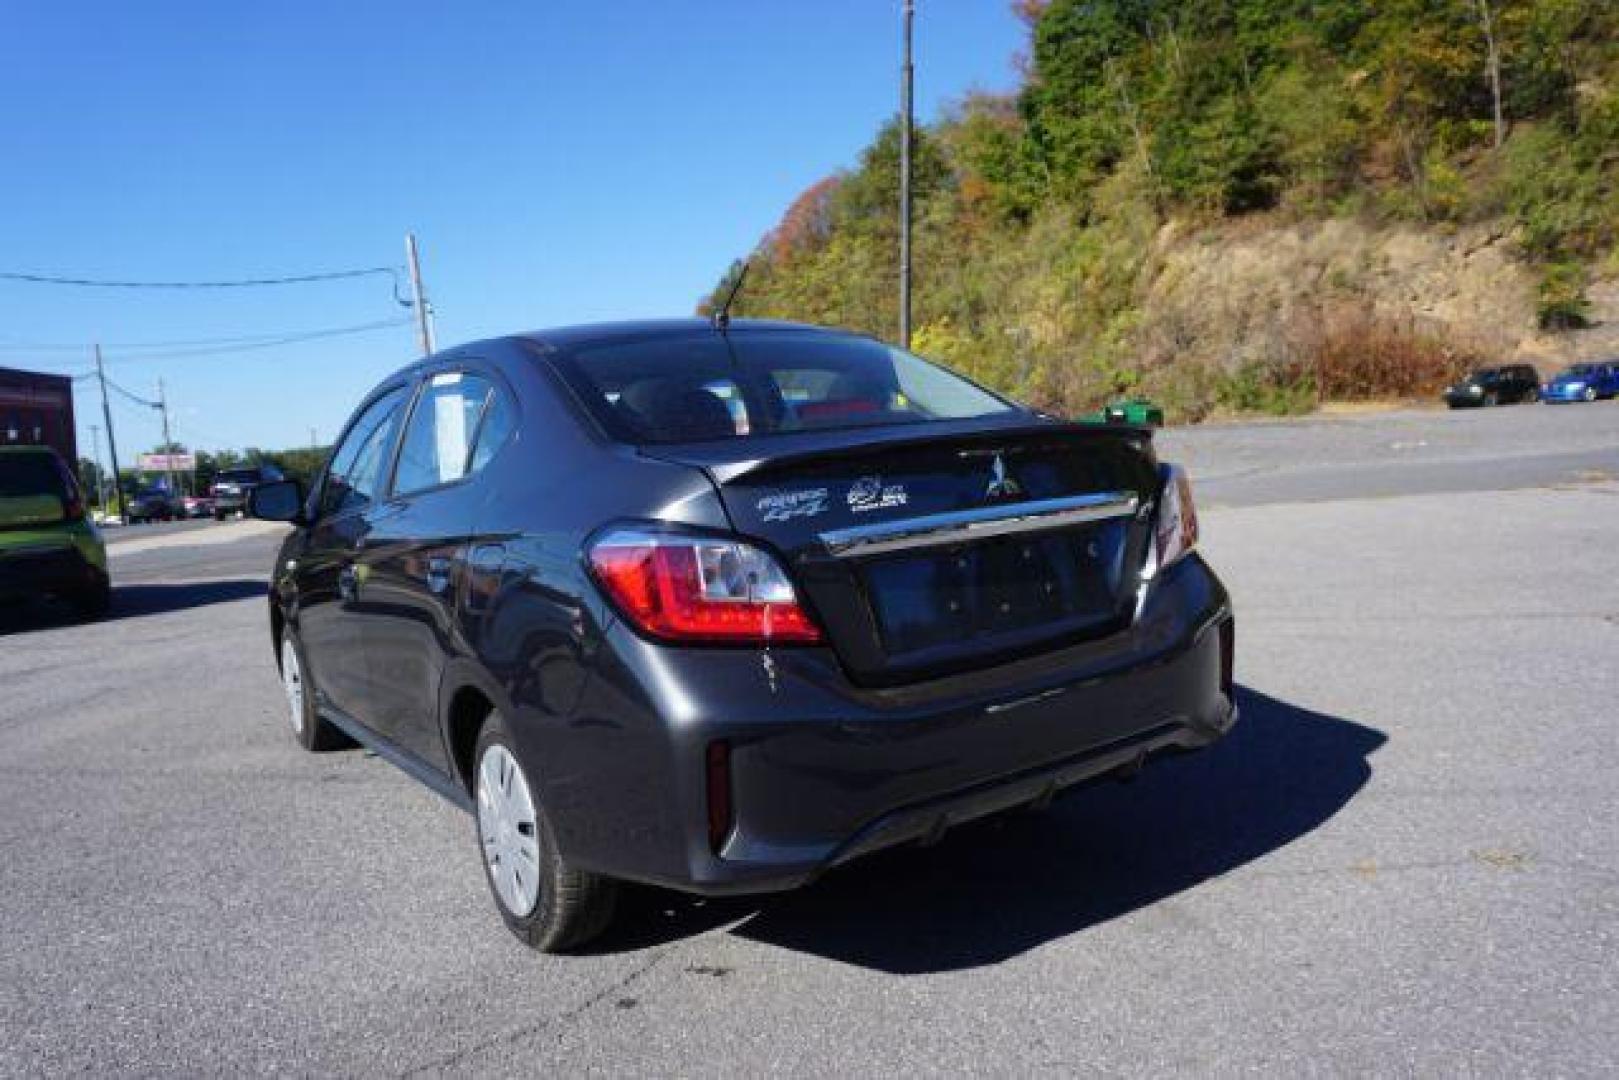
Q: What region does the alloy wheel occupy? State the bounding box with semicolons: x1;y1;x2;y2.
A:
477;743;542;918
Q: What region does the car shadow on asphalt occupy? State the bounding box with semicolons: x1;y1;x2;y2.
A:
593;686;1386;972
0;579;265;635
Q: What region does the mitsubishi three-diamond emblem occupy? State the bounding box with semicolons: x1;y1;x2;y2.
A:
985;452;1022;500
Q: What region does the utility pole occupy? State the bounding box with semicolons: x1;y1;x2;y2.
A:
406;232;436;356
93;346;126;521
156;378;179;497
310;427;318;452
898;0;915;350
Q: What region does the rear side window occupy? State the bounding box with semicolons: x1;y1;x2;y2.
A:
469;387;516;472
0;452;67;499
321;387;408;516
392;372;493;495
552;330;1014;445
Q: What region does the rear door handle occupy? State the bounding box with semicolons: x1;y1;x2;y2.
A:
426;557;452;596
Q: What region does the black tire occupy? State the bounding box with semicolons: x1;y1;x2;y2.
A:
278;626;351;752
72;574;111;620
214;510;226;522
473;715;617;952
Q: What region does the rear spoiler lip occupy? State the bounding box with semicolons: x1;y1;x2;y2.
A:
637;415;1155;485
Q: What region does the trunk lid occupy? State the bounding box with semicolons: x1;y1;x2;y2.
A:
644;419;1160;685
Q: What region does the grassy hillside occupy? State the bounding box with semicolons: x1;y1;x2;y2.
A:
704;0;1619;419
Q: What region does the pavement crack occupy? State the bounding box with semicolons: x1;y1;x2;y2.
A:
397;946;674;1077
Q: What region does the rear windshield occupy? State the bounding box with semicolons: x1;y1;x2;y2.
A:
0;453;66;499
217;469;262;483
550;330;1016;444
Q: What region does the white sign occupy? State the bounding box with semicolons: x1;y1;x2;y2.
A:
137;453;197;472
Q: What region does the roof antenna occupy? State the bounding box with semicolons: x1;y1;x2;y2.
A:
711;260;750;331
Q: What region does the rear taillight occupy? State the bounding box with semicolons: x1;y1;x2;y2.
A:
587;529;823;644
1154;464;1198;570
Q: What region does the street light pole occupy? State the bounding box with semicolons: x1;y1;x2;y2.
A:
898;0;915;350
406;232;436;356
94;345;126;521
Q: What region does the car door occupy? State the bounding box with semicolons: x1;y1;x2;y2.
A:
296;384;411;723
352;369;505;770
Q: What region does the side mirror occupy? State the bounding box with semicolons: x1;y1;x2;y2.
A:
249;480;307;524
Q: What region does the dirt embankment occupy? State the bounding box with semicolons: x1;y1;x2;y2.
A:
1139;217;1618;377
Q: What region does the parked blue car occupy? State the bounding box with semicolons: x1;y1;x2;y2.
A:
1543;362;1619;403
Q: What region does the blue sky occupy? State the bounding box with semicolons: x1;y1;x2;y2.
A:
0;1;1024;460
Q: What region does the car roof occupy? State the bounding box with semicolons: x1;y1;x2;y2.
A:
513;318;835;353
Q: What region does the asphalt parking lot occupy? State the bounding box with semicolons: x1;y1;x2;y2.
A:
2;402;1616;1076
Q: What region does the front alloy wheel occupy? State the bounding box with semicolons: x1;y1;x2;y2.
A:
472;716;616;951
278;627;349;751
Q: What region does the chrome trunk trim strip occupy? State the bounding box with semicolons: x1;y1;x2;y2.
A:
819;491;1139;558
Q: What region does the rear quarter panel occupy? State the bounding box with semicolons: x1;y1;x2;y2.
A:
448;351;729;858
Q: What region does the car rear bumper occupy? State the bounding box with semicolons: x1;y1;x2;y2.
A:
537;554;1235;896
0;543;102;601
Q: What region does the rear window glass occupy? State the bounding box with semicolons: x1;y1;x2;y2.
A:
0;453;66;499
217;469;262;484
551;331;1014;444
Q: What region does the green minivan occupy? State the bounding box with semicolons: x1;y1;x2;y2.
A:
0;446;110;617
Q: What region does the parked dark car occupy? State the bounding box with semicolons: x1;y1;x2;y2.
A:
211;465;283;520
251;320;1236;951
124;486;181;524
1443;364;1541;407
1542;362;1619;403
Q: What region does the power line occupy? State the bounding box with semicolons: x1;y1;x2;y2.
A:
0;317;415;377
98;317;415;365
103;376;159;410
0;266;402;290
0;317;415;352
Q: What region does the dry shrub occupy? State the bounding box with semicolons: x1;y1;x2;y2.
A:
1286;304;1492;399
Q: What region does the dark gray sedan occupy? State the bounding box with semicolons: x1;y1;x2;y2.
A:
250;319;1236;951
